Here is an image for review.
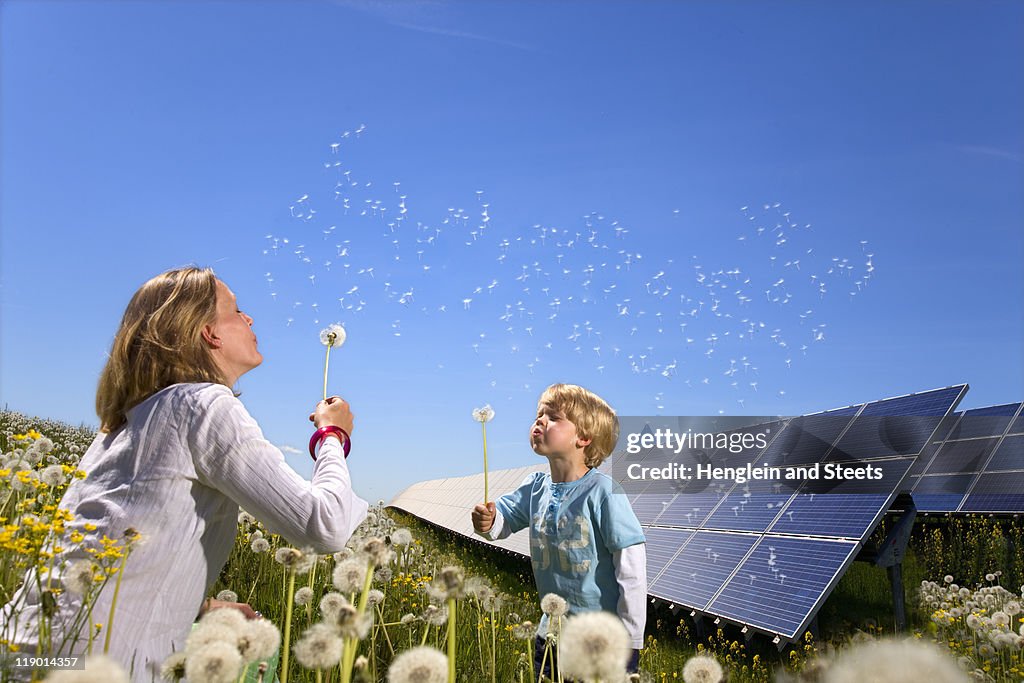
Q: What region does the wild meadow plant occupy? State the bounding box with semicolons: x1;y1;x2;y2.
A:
7;411;1019;682
0;421;138;679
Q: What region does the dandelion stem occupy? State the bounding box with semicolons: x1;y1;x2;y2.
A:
281;571;297;683
323;339;334;400
482;422;490;504
102;546;131;655
446;596;457;683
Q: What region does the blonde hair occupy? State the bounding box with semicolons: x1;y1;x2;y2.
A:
538;383;619;467
96;267;228;432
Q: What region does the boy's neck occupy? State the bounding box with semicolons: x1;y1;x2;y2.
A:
547;452;590;483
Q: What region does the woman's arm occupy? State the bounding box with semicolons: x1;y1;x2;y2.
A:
187;387;369;553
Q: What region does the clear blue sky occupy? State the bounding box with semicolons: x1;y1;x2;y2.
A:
2;0;1022;503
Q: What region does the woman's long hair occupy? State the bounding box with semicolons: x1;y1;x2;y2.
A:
96;266;228;432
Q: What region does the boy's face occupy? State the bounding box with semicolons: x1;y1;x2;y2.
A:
530;402;590;459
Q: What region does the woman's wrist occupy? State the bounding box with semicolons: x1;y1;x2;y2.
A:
309;425;351;460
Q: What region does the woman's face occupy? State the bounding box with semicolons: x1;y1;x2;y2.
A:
204;279;262;384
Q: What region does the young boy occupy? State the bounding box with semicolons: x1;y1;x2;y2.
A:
472;383;647;676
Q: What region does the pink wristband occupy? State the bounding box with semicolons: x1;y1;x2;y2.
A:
309;426;351;461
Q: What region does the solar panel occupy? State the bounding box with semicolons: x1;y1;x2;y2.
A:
707;536;859;639
924;437;1002;475
642;527;694;582
648;531;758;610
985;434;1024;472
944;403;1021;441
908;401;1024;514
769;457;916;539
1009;414;1024;435
908;474;975;512
960;471;1024;513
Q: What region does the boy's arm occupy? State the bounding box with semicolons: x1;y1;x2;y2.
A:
613;543;647;650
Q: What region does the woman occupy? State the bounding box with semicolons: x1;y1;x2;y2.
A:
1;267;367;680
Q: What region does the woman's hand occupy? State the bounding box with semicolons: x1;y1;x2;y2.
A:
199;598;262;620
309;396;355;434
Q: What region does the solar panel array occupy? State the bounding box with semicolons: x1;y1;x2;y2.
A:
612;385;965;640
906;402;1024;513
389;385;993;643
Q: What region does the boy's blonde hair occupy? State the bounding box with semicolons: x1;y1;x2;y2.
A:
96;266;228;432
538;383;619;467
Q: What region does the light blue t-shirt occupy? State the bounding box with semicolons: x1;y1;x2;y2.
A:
495;468;645;622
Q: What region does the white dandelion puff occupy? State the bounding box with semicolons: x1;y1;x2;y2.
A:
294;587;314;606
320;323;347;348
184;641;243;683
387;646;448;683
333;557;368;593
215;590;238;603
825;637;970;683
251;538;270;554
557;611;631;682
63;560;95;595
293;623;344;670
40;464;65;487
319;592;349;621
682;653;724;683
540;593;568;619
472;405;495;423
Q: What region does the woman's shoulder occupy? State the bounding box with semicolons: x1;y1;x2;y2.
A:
139;382;234;418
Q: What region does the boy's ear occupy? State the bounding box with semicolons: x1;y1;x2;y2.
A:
576;436;592;448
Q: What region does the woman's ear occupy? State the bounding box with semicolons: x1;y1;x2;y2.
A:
201;324;221;349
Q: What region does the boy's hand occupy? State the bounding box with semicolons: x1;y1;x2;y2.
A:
472;502;496;533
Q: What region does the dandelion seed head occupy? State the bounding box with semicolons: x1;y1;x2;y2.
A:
216;590;238;603
184;640;243;683
333;557;368;593
422;604;448;626
186;622;238;657
386;646;448;683
363;537;392;566
293;623;344;670
237;511;256;526
198;608;246;634
295;586;314;606
437;565;464;599
558;611;631;682
64;559;95;595
159;651;187;682
391;528;413;547
472;404;495;423
682;654;724;683
512;621;535;640
333;548;353;562
827;637;971;683
40;464;65;487
375;566;394;583
319;591;349;621
251;538;270;553
320;323;347;348
241;618;280;663
400;613;417;625
367;589;385;606
540;593;568;618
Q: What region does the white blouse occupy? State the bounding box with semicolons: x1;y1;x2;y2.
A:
2;382;368;681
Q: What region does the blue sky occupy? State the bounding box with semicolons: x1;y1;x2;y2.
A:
1;0;1021;503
